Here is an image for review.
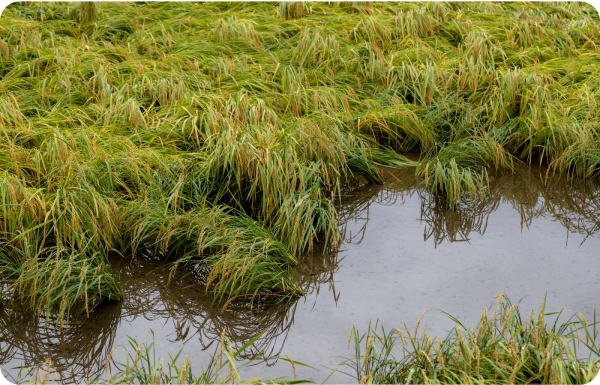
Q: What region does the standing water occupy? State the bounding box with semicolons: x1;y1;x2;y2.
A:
1;165;599;383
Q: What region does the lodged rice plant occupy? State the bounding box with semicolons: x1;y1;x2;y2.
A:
3;244;122;327
123;200;301;302
0;1;599;322
417;134;514;208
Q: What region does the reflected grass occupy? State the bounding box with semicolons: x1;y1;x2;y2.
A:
113;253;303;365
339;162;600;248
0;300;121;383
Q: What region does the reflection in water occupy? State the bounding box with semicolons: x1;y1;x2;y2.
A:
338;167;421;245
0;300;120;383
493;165;600;244
294;249;341;307
339;164;600;248
419;191;499;246
534;174;600;242
1;164;599;382
113;254;302;366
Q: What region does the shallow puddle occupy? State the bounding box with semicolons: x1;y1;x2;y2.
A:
1;165;599;383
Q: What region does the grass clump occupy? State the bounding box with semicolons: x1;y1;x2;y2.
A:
7;246;122;327
417;135;514;208
101;332;274;384
344;294;600;384
124;201;301;302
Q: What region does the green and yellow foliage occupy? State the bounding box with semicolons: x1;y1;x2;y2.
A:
0;1;598;322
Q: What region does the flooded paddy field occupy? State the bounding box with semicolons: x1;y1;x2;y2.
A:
1;1;600;382
2;165;599;383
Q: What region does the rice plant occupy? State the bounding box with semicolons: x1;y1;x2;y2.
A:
417;135;514;208
277;2;312;20
343;294;600;384
78;2;98;24
214;16;262;48
6;246;122;328
1;1;599;323
122;201;301;303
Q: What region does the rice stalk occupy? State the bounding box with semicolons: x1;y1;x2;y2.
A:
344;294;600;384
78;2;98;24
277;2;311;20
6;245;122;327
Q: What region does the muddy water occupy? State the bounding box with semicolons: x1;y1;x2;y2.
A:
1;166;599;383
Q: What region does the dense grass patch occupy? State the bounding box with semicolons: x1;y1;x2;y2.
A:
344;294;600;384
0;2;599;320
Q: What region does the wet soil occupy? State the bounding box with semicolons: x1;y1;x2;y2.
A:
1;165;599;383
